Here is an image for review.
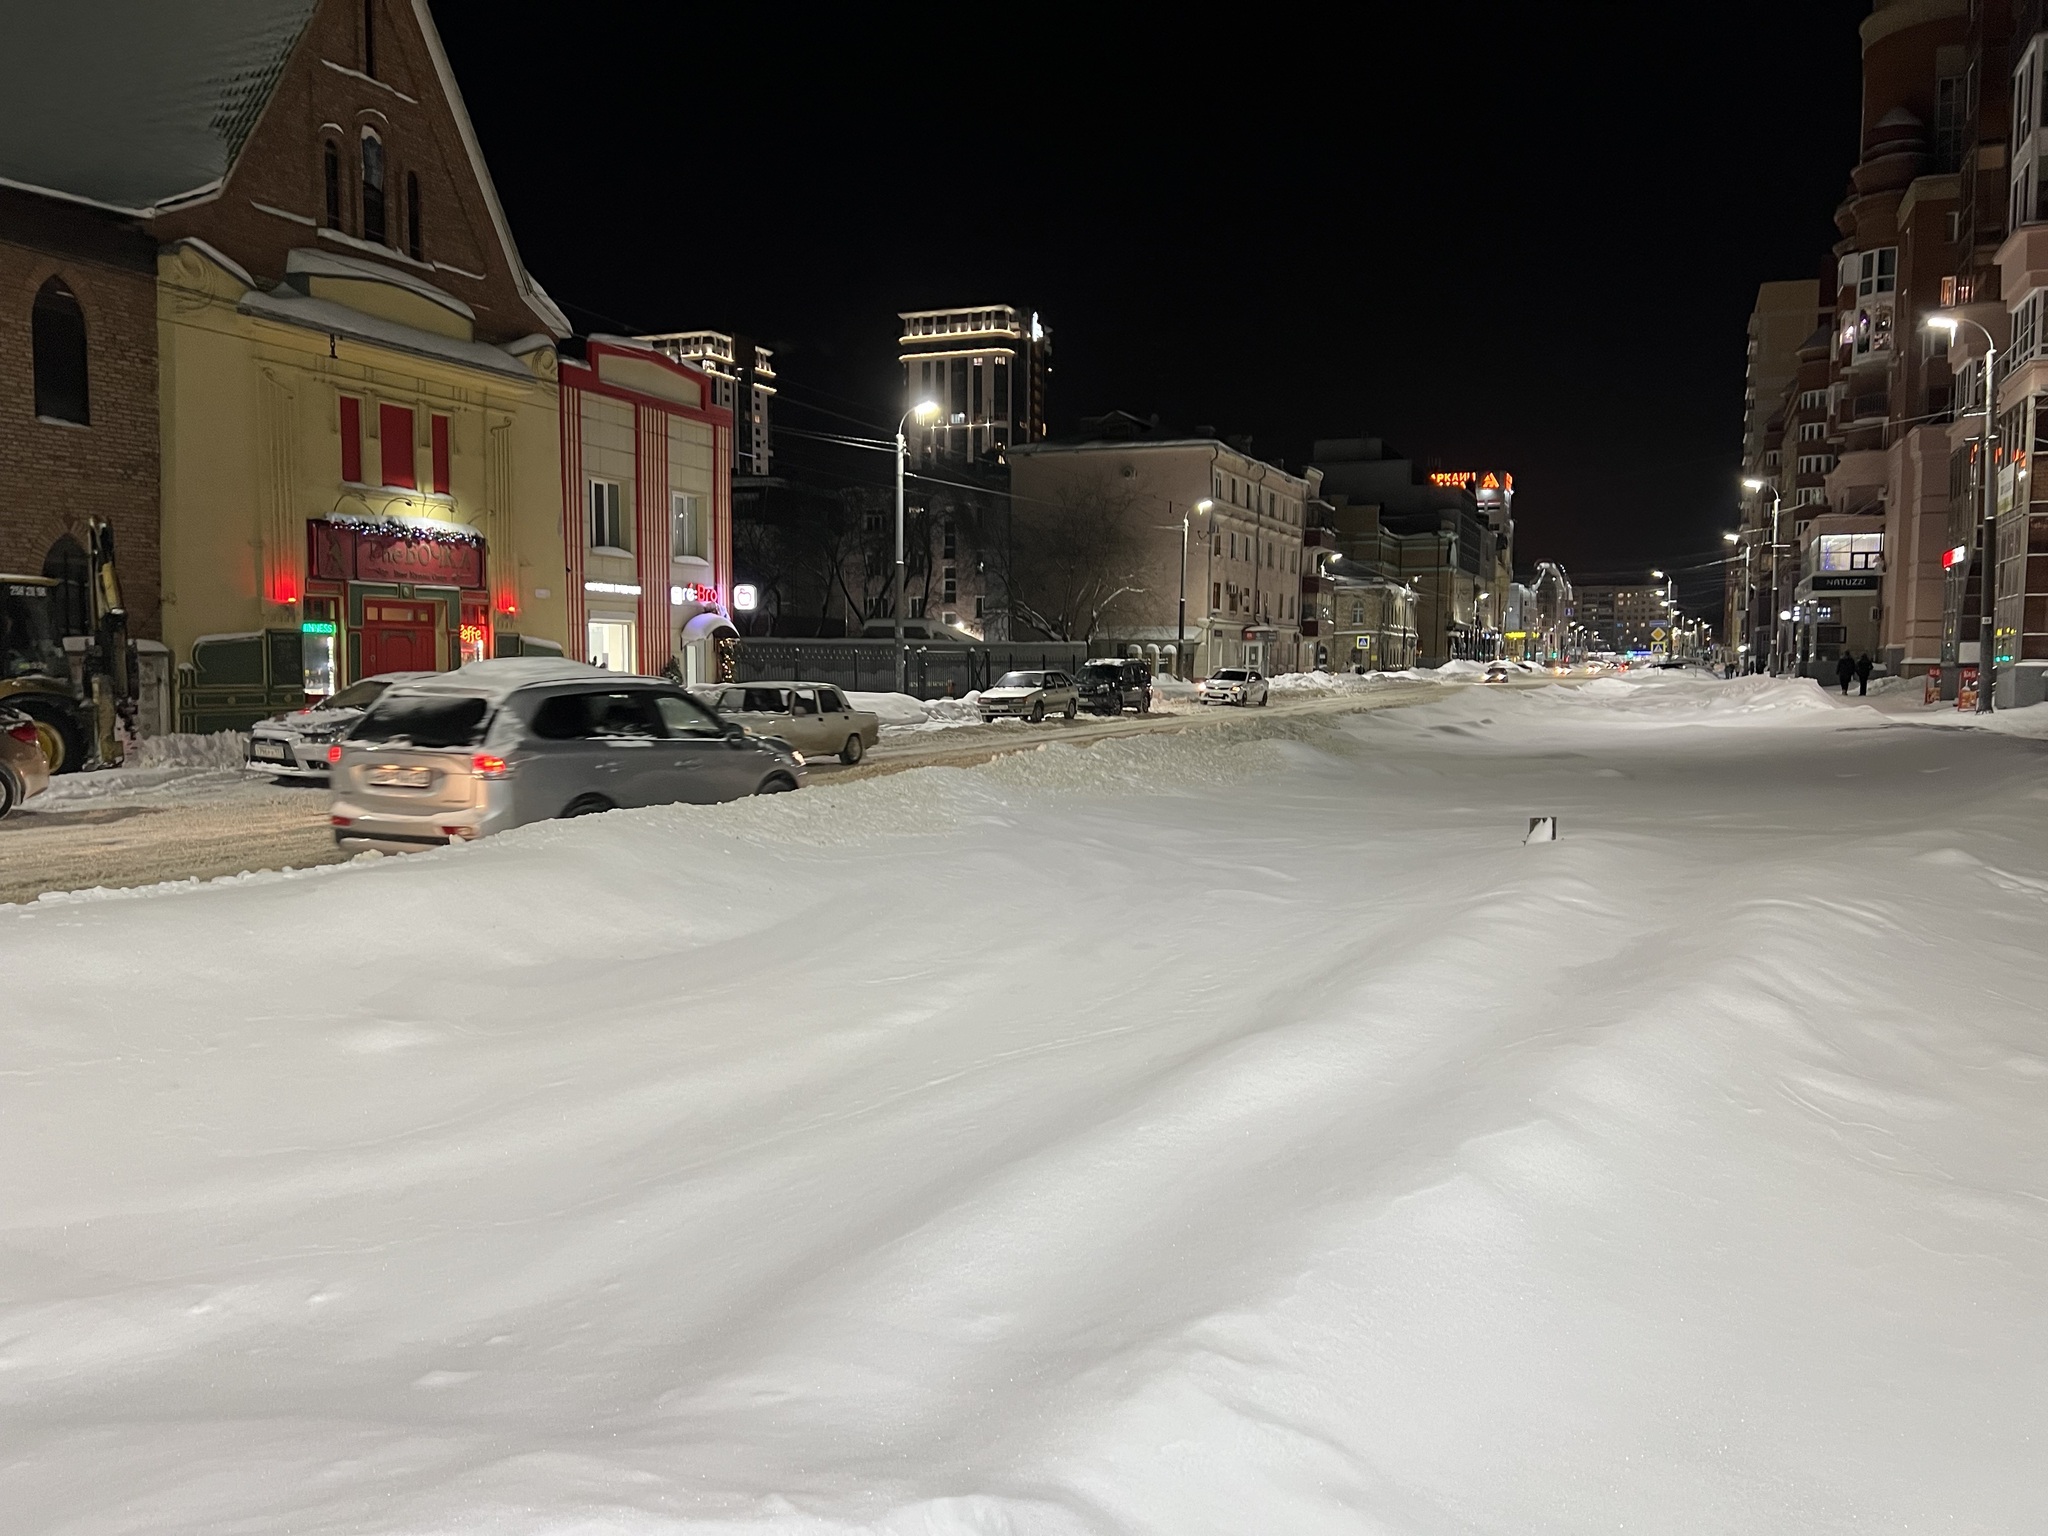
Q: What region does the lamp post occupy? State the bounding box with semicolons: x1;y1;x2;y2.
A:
1742;477;1784;673
1926;313;1997;711
894;400;942;694
1723;530;1744;672
1178;498;1212;679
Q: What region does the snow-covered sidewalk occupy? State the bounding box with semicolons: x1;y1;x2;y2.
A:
3;675;2046;1532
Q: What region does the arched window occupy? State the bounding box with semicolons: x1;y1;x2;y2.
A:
323;140;341;228
406;170;421;261
360;130;386;245
41;533;91;636
31;277;88;425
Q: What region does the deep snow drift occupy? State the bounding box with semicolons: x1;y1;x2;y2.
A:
4;675;2048;1533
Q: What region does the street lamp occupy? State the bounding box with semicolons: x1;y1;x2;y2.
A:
1178;498;1213;679
894;400;942;693
1926;312;1997;711
1742;476;1786;674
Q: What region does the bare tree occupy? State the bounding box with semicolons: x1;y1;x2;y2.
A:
1008;473;1151;642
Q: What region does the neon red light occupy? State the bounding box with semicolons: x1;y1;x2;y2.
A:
327;744;343;764
269;573;302;604
1942;544;1969;570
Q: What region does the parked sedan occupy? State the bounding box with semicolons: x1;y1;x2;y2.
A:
1198;668;1270;706
246;672;433;780
0;707;51;819
329;660;803;849
978;669;1079;722
706;681;879;764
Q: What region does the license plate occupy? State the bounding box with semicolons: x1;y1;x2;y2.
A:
252;742;288;762
368;765;432;788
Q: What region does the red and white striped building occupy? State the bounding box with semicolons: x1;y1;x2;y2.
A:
558;338;735;682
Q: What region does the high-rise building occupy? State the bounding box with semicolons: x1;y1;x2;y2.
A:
898;305;1050;464
640;331;776;477
1798;1;1970;687
1733;281;1824;666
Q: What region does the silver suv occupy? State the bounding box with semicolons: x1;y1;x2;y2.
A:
329;660;803;849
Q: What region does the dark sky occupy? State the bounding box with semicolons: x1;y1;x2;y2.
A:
436;2;1870;615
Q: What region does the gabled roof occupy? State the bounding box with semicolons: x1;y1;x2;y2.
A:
0;0;319;212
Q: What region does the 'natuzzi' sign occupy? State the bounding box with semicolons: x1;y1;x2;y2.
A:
307;519;485;590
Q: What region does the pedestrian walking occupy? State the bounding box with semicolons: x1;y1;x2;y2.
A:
1855;652;1873;696
1835;653;1857;695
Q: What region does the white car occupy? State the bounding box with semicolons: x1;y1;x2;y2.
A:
246;673;434;780
1198;668;1269;706
979;670;1079;722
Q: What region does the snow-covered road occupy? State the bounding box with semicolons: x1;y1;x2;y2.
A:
4;676;2046;1533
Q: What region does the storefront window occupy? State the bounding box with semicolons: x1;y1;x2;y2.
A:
1817;533;1885;571
588;618;635;673
301;597;339;700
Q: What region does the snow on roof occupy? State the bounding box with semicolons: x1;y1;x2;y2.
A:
237;285;540;381
387;659;626;702
0;0;318;212
285;248;477;322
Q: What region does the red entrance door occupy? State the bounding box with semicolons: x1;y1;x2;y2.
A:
360;601;439;676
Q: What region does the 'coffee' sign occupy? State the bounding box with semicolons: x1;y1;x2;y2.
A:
307;519;485;590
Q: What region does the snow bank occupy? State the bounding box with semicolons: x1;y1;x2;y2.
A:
849;690;990;733
5;684;2048;1531
127;730;248;770
29;732;257;810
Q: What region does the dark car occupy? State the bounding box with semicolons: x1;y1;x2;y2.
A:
1078;658;1153;715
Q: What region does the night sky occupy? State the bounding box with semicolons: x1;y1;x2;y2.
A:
435;1;1870;616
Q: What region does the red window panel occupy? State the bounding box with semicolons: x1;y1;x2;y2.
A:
339;395;362;483
430;413;450;495
379;402;416;489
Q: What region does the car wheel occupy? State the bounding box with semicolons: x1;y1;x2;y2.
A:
560;793;614;819
1259;691;1270;706
1063;698;1077;719
1030;700;1045;722
0;770;16;820
1109;689;1124;715
839;732;864;765
756;773;798;794
1138;693;1151;715
16;700;82;775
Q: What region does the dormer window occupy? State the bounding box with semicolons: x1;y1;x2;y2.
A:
361;130;386;245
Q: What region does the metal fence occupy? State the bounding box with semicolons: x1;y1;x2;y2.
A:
732;639;1091;700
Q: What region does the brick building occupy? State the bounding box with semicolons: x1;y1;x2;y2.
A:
0;181;162;641
3;0;580;728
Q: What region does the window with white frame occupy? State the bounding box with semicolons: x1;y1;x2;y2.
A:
1794;486;1825;507
1797;454;1837;475
671;492;702;558
1800;421;1827;441
2012;291;2041;372
589;479;627;550
1799;389;1827;410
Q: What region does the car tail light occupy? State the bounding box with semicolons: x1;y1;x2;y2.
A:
471;752;510;779
5;721;37;745
439;824;478;840
327;744;343;764
330;815;352;827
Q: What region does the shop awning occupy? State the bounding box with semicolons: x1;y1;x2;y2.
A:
680;612;738;642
